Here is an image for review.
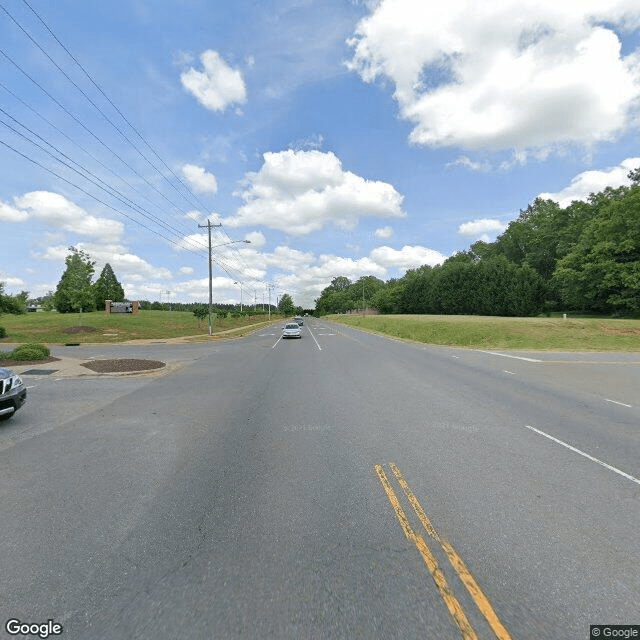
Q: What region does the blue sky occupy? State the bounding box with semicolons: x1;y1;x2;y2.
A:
1;0;640;309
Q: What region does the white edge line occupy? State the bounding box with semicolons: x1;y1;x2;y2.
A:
271;336;282;349
306;325;322;351
605;398;633;408
476;349;542;363
525;425;640;486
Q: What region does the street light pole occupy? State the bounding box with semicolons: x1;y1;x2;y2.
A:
198;220;221;336
234;281;244;311
267;284;273;320
197;220;250;336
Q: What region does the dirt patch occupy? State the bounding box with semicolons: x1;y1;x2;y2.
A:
63;326;98;334
80;358;165;373
599;325;640;336
0;356;61;367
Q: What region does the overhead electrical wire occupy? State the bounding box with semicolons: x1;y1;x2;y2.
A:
0;110;209;255
10;0;254;278
0;1;257;288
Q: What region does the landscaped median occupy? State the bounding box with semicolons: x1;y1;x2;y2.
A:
329;314;640;352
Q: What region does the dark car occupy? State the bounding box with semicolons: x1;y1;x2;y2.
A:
0;367;27;420
294;315;303;325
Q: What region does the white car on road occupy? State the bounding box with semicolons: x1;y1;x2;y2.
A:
282;322;302;339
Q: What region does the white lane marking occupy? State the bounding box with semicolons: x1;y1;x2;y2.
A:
605;398;633;408
26;385;36;389
476;350;542;363
306;325;322;351
272;336;283;349
451;355;460;359
504;370;515;375
525;425;640;486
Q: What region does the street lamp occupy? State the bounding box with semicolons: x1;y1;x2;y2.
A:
197;219;250;336
234;281;244;312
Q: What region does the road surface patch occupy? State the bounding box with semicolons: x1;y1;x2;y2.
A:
375;463;512;640
525;425;640;486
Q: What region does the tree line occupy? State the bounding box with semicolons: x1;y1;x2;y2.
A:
315;168;640;317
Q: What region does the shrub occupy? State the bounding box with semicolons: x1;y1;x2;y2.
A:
11;343;50;360
23;343;50;357
0;326;6;339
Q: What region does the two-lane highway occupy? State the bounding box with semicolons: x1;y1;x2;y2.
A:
1;318;638;639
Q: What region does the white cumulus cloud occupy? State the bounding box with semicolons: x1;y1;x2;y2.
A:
458;218;507;241
348;0;640;154
370;245;446;269
374;226;393;239
8;191;123;241
181;50;247;112
182;164;218;194
539;156;640;207
227;149;405;234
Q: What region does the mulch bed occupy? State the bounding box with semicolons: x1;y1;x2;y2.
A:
63;326;98;334
80;359;166;373
0;356;61;367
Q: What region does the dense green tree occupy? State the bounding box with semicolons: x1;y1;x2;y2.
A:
371;278;405;313
54;247;95;314
398;265;436;313
554;187;640;315
0;282;27;315
315;277;353;315
93;263;125;310
277;293;296;316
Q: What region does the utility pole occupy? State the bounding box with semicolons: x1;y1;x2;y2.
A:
234;281;244;311
267;284;274;320
198;219;222;336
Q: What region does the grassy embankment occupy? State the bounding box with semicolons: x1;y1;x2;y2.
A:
0;310;282;345
331;314;640;352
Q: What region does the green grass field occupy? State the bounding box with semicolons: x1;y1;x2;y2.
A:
331;314;640;351
3;310;640;351
0;310;280;346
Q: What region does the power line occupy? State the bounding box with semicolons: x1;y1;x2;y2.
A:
0;136;207;259
0;3;258;289
0;107;214;256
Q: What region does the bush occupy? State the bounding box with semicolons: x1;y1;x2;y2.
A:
10;343;50;361
0;326;6;339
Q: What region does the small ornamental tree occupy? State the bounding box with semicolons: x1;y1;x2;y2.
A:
193;305;208;327
93;263;125;310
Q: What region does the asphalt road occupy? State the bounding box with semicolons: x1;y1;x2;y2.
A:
1;319;638;639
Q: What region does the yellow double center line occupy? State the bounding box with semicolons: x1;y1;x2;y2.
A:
375;463;511;640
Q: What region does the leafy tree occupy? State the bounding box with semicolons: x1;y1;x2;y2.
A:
192;305;208;327
0;282;27;315
278;293;296;316
93;263;125;310
329;276;351;291
372;278;404;314
54;247;96;315
352;276;386;309
554;187;640;315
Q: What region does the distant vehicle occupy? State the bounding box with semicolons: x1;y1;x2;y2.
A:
294;315;304;325
282;322;302;339
0;367;27;421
